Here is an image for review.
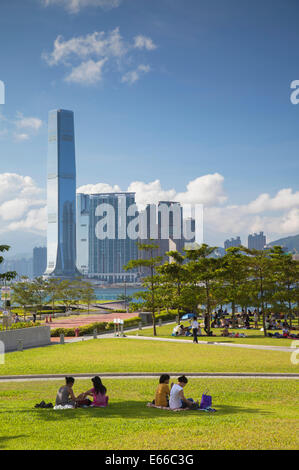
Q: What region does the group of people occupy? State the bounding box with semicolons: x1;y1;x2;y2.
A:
52;374;200;411
55;376;108;408
153;374;199;410
172;317;201;343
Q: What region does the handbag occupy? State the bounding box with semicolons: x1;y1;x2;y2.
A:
200;390;212;410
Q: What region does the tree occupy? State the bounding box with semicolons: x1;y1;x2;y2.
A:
79;281;96;314
125;242;162;336
157;251;189;318
219;247;249;327
0;245;17;311
243;247;273;336
58;279;81;311
269;246;298;327
30;277;49;320
185;244;219;335
11;278;35;320
46;277;62;318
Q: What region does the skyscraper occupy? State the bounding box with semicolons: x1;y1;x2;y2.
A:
45;109;78;278
248;232;266;250
76;192;138;282
224;236;242;250
33;246;47;278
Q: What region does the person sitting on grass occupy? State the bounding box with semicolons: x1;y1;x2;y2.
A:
169;376;199;410
55;377;78;407
153;374;172;407
221;326;230;337
79;376;108;407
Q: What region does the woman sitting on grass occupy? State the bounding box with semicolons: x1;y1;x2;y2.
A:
79;376;108;407
169;376;199;410
153;374;172;407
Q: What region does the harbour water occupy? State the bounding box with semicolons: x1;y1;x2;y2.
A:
94;286;143;301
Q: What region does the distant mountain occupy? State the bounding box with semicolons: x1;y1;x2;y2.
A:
268;234;299;253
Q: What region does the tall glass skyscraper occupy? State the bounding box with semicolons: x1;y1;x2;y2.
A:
45;109;78;277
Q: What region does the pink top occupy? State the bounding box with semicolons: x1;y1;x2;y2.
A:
91;388;108;407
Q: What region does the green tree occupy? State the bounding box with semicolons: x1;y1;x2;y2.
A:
79;281;96;314
30;277;49;320
157;250;189;318
269;246;298;327
243;247;273;336
46;277;62;318
219;247;249;327
11;278;35;320
125;242;162;336
185;244;219;335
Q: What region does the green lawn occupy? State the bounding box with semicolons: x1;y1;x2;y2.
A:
0;338;298;375
0;378;297;450
131;323;297;347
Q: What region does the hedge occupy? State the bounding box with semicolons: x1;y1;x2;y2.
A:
0;321;41;331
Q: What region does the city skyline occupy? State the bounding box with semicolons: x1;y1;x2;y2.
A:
0;0;299;256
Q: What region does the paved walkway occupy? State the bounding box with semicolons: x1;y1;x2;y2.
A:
0;372;298;382
124;335;295;353
48;312;137;330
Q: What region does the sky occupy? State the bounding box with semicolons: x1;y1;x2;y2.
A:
0;0;299;256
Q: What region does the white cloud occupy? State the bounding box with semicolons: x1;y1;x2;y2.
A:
65;58;108;84
43;28;127;66
15;112;43;131
43;28;156;86
14;133;30;142
0;173;46;237
42;0;122;14
77;182;122;194
127;180;176;206
78;175;299;245
0;112;43;142
121;64;151;84
133;35;157;51
1;172;298;251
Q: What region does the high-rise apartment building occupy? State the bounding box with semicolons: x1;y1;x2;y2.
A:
33;247;47;278
45;109;78;278
224;236;242;250
139;201;192;269
248;232;266;250
77;192;138;282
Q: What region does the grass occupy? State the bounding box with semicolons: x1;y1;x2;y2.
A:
0;338;298;375
0;378;297;450
130;322;297;347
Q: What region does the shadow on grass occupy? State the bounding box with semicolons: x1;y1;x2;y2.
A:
0;402;272;423
0;435;27;449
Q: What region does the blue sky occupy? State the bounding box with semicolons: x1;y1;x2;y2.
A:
0;0;299;254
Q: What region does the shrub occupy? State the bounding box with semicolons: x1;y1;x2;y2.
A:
0;321;41;331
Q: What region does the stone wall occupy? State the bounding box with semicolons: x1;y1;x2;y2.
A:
0;326;51;352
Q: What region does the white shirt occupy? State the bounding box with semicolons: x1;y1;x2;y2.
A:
169;384;183;409
191;320;199;329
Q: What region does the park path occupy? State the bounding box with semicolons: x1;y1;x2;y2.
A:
0;372;298;382
53;328;296;353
